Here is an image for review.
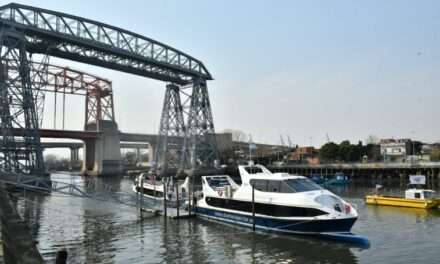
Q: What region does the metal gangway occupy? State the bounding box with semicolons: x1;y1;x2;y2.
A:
0;172;160;213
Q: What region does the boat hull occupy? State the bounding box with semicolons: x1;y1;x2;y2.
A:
365;195;440;209
195;206;357;234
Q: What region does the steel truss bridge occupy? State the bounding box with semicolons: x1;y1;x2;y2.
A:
0;2;218;177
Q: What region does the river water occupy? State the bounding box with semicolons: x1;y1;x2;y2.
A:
13;172;440;263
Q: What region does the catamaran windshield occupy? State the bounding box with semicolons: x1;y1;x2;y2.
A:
285;178;322;192
244;166;264;174
206;177;230;188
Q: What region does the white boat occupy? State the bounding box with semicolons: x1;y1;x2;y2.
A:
195;164;358;235
133;173;188;205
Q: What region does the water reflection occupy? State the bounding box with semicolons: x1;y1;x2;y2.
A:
193;219;359;264
12;172;440;264
368;204;440;223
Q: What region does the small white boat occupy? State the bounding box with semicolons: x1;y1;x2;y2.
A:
195;163;358;235
133;172;188;205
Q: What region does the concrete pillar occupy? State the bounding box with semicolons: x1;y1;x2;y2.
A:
135;147;141;165
148;143;156;166
69;147;80;170
81;120;122;176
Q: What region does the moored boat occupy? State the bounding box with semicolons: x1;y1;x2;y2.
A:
325;172;349;186
365;175;440;209
133;172;188;205
195;163;358;235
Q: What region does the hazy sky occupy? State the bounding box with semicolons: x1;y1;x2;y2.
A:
9;0;440;147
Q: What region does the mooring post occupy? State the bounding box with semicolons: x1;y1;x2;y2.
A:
176;176;180;219
163;177;167;218
252;185;256;231
187;175;192;217
140;175;144;215
153;174;157;208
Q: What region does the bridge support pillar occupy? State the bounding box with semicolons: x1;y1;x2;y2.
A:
81;120;122;176
148;143;156;165
134;148;140;165
69;147;80;170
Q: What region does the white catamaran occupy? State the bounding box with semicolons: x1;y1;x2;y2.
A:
194;163;358;235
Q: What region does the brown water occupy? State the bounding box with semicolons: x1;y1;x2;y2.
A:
13;173;440;263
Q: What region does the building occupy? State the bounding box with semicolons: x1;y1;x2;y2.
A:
289;146;319;164
379;138;412;162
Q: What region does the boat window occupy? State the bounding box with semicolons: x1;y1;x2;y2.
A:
206;177;230;188
245;166;263;174
285;178;322;192
251;179;268;192
205;197;327;217
250;180;295;193
424;191;435;199
279;181;294;193
267;181;280;192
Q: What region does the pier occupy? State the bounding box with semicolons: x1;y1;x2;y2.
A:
270;162;440;187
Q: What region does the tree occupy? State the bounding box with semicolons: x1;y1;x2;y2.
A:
365;135;379;145
430;148;440;161
123;151;137;165
44;154;59;170
411;141;423;155
366;143;381;161
44;154;72;171
319;142;339;162
338;140;351;161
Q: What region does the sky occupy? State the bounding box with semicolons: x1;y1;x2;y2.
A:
4;0;440;149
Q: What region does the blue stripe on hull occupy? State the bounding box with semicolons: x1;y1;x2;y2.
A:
195;206;356;234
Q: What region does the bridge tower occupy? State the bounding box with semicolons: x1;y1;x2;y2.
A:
181;78;218;170
0;28;44;174
155;78;218;173
155;84;186;172
82;76;121;176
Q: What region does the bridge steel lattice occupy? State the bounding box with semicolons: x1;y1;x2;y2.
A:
0;27;44;175
23;61;115;131
0;3;218;174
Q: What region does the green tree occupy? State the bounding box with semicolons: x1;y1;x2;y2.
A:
431;148;440;161
319;142;339;162
338;140;351;161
